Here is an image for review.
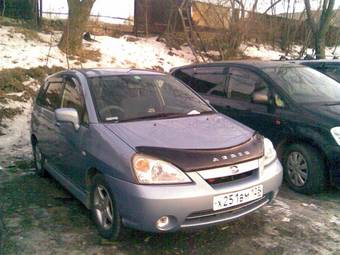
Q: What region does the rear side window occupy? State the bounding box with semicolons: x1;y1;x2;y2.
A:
191;66;227;96
40;81;63;110
228;67;269;102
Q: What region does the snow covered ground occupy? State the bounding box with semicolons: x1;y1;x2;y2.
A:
0;26;195;72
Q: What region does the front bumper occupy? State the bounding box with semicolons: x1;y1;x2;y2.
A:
106;158;283;232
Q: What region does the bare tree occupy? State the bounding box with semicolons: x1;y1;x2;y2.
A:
304;0;335;59
59;0;96;54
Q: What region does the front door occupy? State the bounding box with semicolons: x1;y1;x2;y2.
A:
55;76;89;189
223;67;280;140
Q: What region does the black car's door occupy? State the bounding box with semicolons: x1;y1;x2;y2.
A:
55;75;90;189
222;66;282;140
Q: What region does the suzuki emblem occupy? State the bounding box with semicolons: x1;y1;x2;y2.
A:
230;166;240;174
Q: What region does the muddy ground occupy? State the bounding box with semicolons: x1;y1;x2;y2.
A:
0;157;339;255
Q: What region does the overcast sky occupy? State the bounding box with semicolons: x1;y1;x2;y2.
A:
43;0;340;22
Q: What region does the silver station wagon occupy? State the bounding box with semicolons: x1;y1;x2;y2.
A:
31;68;283;240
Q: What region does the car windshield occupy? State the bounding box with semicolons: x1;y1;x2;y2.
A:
89;74;213;122
264;66;340;104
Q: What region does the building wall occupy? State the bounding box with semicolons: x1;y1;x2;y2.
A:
192;1;230;29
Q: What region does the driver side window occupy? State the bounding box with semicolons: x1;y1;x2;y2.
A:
61;78;88;125
228;67;269;103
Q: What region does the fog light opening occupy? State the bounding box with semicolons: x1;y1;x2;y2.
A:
156;216;170;230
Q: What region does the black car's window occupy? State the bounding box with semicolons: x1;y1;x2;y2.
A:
42;81;63;110
89;75;213;122
324;64;340;82
191;66;227;96
227;67;269;102
173;68;194;85
264;66;340;104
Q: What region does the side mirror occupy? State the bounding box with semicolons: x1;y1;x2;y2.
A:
252;92;269;105
55;108;80;131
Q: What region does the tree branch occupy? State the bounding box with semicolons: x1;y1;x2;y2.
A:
263;0;283;15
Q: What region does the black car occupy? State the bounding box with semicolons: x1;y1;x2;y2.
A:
290;60;340;83
171;61;340;194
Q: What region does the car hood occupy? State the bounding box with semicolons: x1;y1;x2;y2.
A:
301;103;340;127
104;113;254;150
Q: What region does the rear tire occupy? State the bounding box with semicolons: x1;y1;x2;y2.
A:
90;174;122;240
32;142;46;177
283;143;326;194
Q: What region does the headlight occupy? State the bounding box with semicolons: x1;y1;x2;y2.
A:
263;138;277;166
132;154;191;184
331;127;340;146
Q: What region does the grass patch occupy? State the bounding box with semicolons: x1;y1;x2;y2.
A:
0;107;23;129
76;49;102;63
12;27;43;42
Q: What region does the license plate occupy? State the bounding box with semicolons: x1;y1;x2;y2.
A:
213;185;263;211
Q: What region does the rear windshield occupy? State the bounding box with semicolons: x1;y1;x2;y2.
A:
88;75;213;122
264;66;340;104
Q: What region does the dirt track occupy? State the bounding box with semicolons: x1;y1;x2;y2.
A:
0;158;339;255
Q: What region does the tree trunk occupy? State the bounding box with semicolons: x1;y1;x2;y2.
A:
314;34;326;59
304;0;335;59
59;0;95;54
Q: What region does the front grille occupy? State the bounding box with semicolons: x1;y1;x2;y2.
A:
181;194;271;228
206;169;257;185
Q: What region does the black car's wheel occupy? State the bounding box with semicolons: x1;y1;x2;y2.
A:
32;142;46;177
91;174;121;240
283;143;326;194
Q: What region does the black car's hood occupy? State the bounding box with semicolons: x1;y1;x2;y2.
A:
301;103;340;127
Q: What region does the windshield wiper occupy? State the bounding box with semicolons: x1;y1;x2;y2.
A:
119;112;188;122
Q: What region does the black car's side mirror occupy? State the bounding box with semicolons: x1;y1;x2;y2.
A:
55;108;80;131
252;92;269;105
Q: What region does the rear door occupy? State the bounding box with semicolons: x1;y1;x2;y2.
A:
55;75;90;189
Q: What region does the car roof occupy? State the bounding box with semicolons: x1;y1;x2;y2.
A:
171;60;301;72
74;68;165;78
289;59;340;64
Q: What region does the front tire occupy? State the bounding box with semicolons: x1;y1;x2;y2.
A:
283;143;326;194
91;174;122;240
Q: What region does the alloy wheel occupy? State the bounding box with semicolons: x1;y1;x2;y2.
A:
287;151;308;187
93;185;114;230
